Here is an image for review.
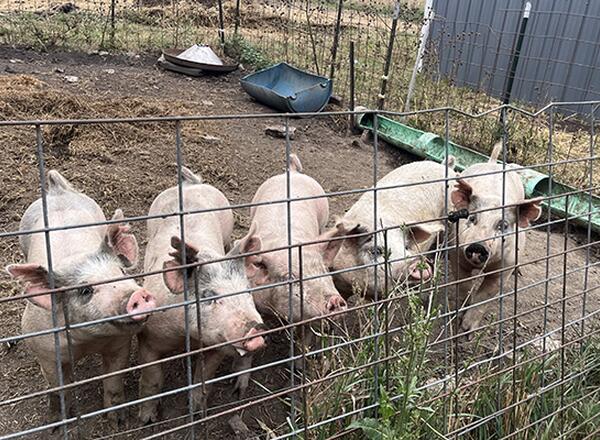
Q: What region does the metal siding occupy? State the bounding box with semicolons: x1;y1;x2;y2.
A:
430;0;600;114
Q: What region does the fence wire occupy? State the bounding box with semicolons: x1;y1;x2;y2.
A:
0;103;599;439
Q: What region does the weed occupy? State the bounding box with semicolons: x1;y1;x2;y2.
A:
224;33;272;70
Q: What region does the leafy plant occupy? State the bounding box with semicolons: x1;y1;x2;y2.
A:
224;34;272;70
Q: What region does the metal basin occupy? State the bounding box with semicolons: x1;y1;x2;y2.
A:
162;47;238;73
240;63;333;114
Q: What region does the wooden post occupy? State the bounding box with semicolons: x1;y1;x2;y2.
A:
349;40;356;134
234;0;241;35
218;0;225;45
110;0;116;44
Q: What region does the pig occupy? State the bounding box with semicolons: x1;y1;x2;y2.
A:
332;159;456;299
137;167;266;424
449;143;542;334
242;154;348;323
5;170;156;427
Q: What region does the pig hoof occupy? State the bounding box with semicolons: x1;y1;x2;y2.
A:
139;405;159;425
107;409;127;430
192;392;208;413
458;319;477;341
228;414;257;440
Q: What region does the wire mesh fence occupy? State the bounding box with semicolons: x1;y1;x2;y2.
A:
2;0;598;173
0;0;420;106
0;102;599;439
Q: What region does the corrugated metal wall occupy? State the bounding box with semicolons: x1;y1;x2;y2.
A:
428;0;600;114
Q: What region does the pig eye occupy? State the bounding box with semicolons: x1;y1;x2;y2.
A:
369;246;386;259
78;286;94;297
468;214;478;224
202;290;218;304
497;220;510;232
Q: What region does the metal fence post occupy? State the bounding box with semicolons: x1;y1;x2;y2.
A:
404;0;434;114
329;0;344;80
500;2;531;123
348;40;356;134
377;1;401;110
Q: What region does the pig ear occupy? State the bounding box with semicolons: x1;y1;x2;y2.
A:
168;236;200;264
335;219;370;248
239;222;262;256
406;223;443;247
162;237;200;294
6;264;53;310
318;222;353;267
163;260;186;294
516;197;543;228
451;179;473;210
105;209;139;268
238;223;270;286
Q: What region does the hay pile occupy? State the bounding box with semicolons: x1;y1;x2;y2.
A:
0;75;240;234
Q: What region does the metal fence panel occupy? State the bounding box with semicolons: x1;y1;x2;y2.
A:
1;104;599;439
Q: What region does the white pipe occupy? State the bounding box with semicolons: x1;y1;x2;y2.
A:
404;0;435;114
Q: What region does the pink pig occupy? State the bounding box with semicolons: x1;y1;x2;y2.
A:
332;159;456;299
243;154;348;322
137;167;265;424
449;143;542;334
6;170;156;427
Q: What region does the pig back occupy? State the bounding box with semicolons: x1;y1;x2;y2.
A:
20;190;107;268
146;183;233;245
346;161;455;228
144;183;233;297
250;172;329;247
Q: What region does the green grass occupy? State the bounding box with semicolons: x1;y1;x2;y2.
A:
0;10;220;52
224;33;272;70
304;283;600;440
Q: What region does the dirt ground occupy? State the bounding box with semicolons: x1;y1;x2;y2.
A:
0;47;599;439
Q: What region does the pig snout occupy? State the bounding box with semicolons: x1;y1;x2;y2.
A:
126;289;157;321
465;243;489;266
326;295;347;313
242;327;266;352
408;259;433;282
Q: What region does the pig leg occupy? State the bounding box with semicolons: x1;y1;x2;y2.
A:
138;340;164;425
39;360;73;424
102;338;130;429
294;324;316;371
229;356;257;439
460;272;506;336
232;355;253;400
192;349;226;412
